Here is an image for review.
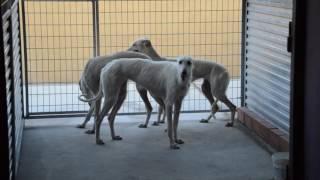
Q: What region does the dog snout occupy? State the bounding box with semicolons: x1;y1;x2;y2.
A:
181;70;188;81
182;69;187;75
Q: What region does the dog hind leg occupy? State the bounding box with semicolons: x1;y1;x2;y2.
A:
200;79;218;123
153;106;163;126
95;98;115;145
218;95;236;127
85;99;101;134
107;84;127;140
159;104;166;124
152;98;165;126
136;86;153;128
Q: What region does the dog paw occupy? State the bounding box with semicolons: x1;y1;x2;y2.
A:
200;119;209;123
138;124;147;128
159;120;165;124
152;122;159;126
170;144;180;150
85;130;95;134
76;124;85;129
112;136;123;141
175;139;185;144
96;139;105;145
225;122;234;127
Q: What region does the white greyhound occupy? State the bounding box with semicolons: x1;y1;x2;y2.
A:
84;57;193;149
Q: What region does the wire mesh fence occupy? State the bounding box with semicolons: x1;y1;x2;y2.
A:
22;0;242;116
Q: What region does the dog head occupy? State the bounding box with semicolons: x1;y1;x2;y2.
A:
176;56;193;83
127;37;161;59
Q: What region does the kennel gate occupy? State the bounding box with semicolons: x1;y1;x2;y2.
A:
21;0;243;117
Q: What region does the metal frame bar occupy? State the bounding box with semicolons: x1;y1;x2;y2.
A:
240;0;247;107
95;0;100;56
26;109;230;119
92;0;97;57
21;0;29;117
17;0;25;120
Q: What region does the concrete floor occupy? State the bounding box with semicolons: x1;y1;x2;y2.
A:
17;113;273;180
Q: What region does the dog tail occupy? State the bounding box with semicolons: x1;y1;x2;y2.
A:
78;94;89;102
78;87;103;103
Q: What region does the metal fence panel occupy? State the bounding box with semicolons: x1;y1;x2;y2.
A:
23;0;95;115
22;0;242;116
243;0;292;132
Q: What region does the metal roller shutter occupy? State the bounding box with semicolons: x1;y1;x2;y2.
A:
2;6;16;179
1;0;24;179
243;0;292;132
11;0;24;172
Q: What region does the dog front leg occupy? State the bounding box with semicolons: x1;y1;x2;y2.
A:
166;104;179;149
173;100;184;144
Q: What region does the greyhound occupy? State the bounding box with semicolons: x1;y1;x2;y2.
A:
78;38;163;133
147;59;236;127
83;57;193;149
127;52;237;127
79;38;236;130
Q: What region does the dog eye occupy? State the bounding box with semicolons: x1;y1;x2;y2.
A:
187;61;192;65
179;61;182;64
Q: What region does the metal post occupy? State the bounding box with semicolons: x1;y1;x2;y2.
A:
92;0;97;57
240;0;247;107
95;0;100;56
20;0;29;117
16;0;25;120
